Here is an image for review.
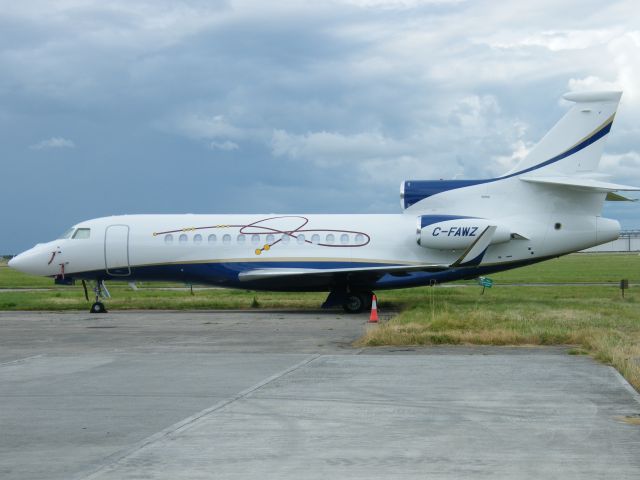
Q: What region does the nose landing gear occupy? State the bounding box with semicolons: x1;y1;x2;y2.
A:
90;301;107;314
85;280;110;313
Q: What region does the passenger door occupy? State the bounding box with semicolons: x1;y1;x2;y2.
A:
105;225;131;276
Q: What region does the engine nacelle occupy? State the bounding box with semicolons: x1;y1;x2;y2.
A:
417;216;511;250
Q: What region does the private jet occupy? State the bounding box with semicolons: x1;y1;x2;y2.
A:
9;91;639;313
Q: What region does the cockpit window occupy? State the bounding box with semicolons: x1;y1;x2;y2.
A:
72;228;91;239
58;228;75;239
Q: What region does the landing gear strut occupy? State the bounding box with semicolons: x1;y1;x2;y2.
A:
89;280;110;314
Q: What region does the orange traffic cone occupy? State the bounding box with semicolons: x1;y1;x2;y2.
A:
369;294;379;323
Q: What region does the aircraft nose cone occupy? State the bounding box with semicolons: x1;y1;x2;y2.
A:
6;250;46;275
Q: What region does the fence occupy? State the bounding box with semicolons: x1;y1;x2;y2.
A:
582;230;640;252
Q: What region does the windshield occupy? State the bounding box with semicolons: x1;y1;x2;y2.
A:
58;228;75;239
72;228;90;239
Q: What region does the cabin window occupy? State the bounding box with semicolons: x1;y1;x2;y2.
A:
251;234;260;245
179;234;188;243
340;234;349;245
266;234;275;244
355;233;365;244
72;228;91;239
311;234;320;244
58;228;75;239
165;234;174;243
223;234;231;245
325;234;335;244
194;234;202;244
297;234;305;244
554;222;562;230
237;234;246;244
280;234;290;244
208;234;217;243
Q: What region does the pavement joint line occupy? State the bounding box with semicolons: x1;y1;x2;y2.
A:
610;366;640;406
0;354;45;367
76;353;323;480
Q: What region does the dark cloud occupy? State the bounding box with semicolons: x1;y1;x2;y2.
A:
1;0;639;252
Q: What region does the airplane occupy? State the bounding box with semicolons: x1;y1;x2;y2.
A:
9;91;639;313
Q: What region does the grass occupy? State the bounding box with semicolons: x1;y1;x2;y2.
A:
488;252;639;284
0;287;327;311
359;283;640;390
1;253;639;389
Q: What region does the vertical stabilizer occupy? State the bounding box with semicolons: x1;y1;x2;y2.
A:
506;91;622;177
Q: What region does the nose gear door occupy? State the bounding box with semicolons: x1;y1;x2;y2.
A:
104;225;131;276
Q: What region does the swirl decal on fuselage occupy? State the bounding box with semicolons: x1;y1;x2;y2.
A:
154;215;371;255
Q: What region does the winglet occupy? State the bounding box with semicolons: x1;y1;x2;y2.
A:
451;225;497;267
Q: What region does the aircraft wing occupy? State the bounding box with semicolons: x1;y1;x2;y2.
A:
239;225;498;283
238;263;450;282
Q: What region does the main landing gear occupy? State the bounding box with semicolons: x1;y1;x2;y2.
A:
323;290;374;314
342;292;373;314
84;280;110;314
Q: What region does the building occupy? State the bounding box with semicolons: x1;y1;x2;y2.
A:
582;230;640;252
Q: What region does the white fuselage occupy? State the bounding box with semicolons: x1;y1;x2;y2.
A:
8;210;619;291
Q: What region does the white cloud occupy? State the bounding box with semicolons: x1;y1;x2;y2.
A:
270;92;529;183
209;140;239;151
175;113;244;140
601;151;640;186
341;0;464;8
567;31;640;106
491;139;534;173
29;137;75;150
488;29;618;51
271;130;408;167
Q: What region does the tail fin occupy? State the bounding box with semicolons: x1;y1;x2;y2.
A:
506;91;621;177
401;91;637;212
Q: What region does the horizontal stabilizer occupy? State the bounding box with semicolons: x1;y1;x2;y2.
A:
520;176;640;192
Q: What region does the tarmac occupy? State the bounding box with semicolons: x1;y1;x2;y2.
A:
0;310;639;479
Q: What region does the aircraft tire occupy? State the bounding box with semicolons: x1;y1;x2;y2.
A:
342;292;368;314
90;302;107;314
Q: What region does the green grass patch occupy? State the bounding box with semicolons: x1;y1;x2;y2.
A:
359;285;640;390
489;252;639;284
0;287;327;311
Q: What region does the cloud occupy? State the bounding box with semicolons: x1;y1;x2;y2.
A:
601;151;640;186
174;113;245;140
567;31;640;106
2;0;640;253
341;0;465;8
29;137;76;150
209;140;239;151
271;130;407;167
488;29;618;51
491;139;534;173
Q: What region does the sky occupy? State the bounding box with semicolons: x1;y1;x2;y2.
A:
1;0;639;253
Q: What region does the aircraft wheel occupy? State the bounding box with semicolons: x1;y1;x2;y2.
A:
90;302;107;314
342;293;369;314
